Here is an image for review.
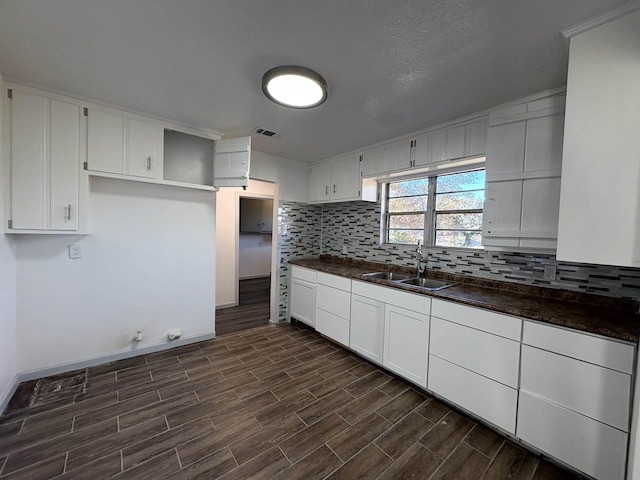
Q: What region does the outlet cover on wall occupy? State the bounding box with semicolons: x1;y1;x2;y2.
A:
543;265;557;281
342;245;348;254
68;244;82;259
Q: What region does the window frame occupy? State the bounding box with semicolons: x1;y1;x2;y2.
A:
382;166;485;249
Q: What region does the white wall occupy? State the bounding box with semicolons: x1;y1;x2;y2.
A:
250;150;308;202
216;178;275;309
15;176;216;373
0;73;18;409
239;233;272;279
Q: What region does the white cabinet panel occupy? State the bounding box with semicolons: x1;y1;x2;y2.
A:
309;154;365;203
431;299;521;340
316;284;351;319
126;117;161;178
485;122;526;174
350;294;385;364
466;118;488;157
524;114;564;172
87;108;124;175
316;309;349;347
383;304;428;387
290;277;316;327
428;355;518;433
428;129;448;164
8;89;80;232
49;99;79;230
351;280;430;313
523;320;634;374
430;318;520;388
213;136;251;188
518;391;627;480
521;345;631;431
317;272;351;291
446;125;466;160
309;163;331;202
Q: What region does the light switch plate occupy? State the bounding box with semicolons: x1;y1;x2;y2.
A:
342;245;348;254
68;243;82;259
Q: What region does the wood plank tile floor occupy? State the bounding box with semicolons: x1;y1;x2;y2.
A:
0;322;583;479
216;277;271;336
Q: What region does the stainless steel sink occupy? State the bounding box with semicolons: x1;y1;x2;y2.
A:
362;271;413;281
397;277;459;291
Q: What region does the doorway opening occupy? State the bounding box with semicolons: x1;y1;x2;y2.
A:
215;179;277;336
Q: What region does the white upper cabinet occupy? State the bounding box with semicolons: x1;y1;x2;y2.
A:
309;153;373;204
557;8;640;267
361;140;412;175
482;94;565;251
213;136;251;188
6;87;80;232
87;108;162;180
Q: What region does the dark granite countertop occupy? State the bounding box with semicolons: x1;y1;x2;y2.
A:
290;256;640;343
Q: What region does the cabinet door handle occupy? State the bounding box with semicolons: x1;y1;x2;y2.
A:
325;185;329;195
66;204;71;221
333;184;337;194
147;156;152;171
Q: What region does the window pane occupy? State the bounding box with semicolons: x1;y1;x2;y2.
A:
388;229;423;245
436;170;485;193
435;191;484;210
389;214;424;230
389;178;428;198
435;213;483;230
435;230;482;248
389;196;428;212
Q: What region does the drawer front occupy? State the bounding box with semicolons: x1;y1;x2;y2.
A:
291;266;317;283
316;309;350;347
317;272;351;292
430;317;520;388
431;299;521;340
521;345;631;431
523;320;635;374
352;280;430;313
428;355;518;434
517;391;627;480
316;284;351;319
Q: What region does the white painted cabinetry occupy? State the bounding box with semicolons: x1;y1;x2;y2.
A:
411;118;487;167
517;320;634;480
315;272;351;347
289;266;317;327
428;299;521;433
482;95;565;251
350;292;385;363
557;8;640;267
309;153;368;203
6;87;80;232
87;108;162;179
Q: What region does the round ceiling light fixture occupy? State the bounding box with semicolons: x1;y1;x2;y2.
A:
262;66;328;109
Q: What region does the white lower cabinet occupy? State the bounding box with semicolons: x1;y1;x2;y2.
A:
289;266;317;327
383;304;429;388
350;294;385;364
428;300;521;433
517;320;634;480
315;272;351;347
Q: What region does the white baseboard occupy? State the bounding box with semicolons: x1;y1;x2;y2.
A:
216;302;238;310
1;332;216;414
239;274;271;280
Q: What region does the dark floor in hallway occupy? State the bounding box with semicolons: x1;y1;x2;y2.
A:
216;277;271;335
0;322;582;479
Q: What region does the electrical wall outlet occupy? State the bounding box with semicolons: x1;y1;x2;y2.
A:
342;245;348;254
68;243;82;259
543;265;557;281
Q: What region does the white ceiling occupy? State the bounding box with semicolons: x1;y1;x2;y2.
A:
0;0;628;163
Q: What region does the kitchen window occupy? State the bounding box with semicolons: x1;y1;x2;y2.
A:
383;168;485;248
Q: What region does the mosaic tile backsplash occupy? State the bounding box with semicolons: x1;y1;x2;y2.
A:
277;200;640;321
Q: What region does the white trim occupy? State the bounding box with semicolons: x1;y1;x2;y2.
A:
0;373;20;414
561;1;640;38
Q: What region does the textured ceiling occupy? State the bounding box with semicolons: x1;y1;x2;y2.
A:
0;0;628;163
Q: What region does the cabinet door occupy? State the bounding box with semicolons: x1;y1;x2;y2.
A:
213;136;251;188
309;163;331;202
87;109;124;174
290;279;316;327
350;294;385;364
524;114;564;172
485;121;525;175
125;118;161;178
261;199;273;232
10;90;48;230
411;132;430;167
446;125;466;160
466;119;488;157
239;198;262;232
482;180;522;248
428;129;447;163
383;304;429;387
332;154;360;200
49;99;79;230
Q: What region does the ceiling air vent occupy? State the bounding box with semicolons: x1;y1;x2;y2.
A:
254;127;284;138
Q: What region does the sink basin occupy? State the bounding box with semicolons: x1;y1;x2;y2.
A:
398;277;459;291
362;271;413;281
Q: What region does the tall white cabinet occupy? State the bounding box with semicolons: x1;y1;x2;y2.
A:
6;87;80;232
557;8;640;267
